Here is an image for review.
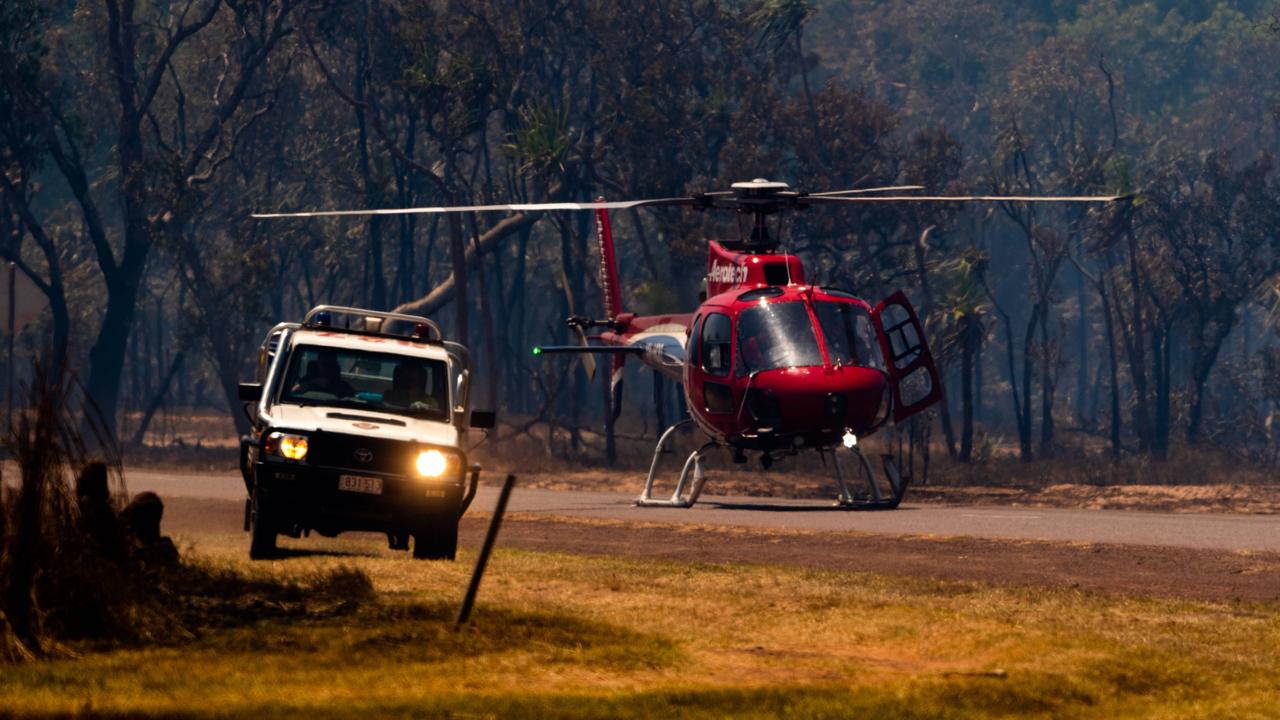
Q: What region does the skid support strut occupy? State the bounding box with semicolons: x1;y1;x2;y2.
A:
637;420;716;507
833;447;909;509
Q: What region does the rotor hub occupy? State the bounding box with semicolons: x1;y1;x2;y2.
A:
730;178;793;199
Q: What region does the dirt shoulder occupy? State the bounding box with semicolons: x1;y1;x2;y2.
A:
484;468;1280;515
908;483;1280;514
484;514;1280;604
163;497;1280;604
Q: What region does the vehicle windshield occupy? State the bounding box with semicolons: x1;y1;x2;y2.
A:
277;344;449;422
814;301;884;369
736;301;823;374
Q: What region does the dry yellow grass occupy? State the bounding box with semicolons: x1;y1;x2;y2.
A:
2;531;1278;718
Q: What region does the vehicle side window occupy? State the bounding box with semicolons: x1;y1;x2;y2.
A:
701;313;732;377
258;330;283;383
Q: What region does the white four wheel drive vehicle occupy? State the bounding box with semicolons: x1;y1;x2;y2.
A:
237;306;495;560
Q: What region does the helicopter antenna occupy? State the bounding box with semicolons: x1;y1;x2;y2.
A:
780;208;793;286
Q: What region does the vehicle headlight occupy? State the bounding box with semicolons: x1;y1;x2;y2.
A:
415;448;458;478
265;431;309;461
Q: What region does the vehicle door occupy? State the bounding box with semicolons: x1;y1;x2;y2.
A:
871;291;943;422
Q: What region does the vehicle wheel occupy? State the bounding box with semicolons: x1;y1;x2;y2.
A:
248;488;278;560
412;512;458;560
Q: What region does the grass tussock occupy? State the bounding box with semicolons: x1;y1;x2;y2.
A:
0;364;162;660
0;364;374;662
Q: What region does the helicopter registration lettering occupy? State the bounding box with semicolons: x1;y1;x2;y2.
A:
707;261;749;286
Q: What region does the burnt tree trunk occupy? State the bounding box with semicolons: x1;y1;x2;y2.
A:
958;317;979;463
1098;272;1123;457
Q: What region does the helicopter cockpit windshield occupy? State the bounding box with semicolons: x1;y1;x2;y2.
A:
736;301;823;373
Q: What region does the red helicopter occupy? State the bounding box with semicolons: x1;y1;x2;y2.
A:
255;179;1121;508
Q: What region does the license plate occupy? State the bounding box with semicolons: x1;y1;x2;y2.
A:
338;474;383;495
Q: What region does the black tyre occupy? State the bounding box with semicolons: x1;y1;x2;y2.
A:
248;487;278;560
412;511;458;560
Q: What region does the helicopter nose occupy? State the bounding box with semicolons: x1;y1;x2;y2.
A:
745;365;888;436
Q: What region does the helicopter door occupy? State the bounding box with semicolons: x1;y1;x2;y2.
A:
871;291;943;422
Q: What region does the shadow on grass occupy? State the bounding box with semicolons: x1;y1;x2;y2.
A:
267;546;381;560
167;562;376;631
355;601;682;670
97;576;683;678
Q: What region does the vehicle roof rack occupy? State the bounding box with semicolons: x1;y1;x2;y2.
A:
302;305;443;342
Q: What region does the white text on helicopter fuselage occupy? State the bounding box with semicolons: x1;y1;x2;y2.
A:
708;262;748;285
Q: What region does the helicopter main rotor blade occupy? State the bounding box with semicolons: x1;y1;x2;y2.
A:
252;196;695;219
804;193;1129;205
808;185;926;196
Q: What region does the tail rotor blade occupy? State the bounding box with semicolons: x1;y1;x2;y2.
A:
574;326;597;381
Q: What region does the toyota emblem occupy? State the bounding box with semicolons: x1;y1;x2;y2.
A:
353;448;374;463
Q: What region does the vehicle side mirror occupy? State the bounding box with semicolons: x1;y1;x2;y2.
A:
469;410;496;429
238;382;263;403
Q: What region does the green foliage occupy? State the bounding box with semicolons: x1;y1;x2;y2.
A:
0;0;50;176
748;0;816;54
503;105;573;178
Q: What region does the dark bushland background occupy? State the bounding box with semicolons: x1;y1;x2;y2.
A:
2;0;1279;480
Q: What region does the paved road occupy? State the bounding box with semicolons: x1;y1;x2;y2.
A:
127;468;1280;553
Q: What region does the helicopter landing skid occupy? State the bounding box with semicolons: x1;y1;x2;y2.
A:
833;447;909;509
637;420;716;507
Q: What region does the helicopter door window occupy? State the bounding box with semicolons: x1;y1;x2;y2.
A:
880;304;923;368
736;301;823;373
814;302;883;370
700;313;733;376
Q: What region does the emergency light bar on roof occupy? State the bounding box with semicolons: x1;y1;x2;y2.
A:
302;305;442;342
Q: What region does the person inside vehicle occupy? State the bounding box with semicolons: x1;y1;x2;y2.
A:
291;349;355;397
382;360;440;411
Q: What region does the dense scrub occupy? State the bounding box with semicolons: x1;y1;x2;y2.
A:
0;368;372;661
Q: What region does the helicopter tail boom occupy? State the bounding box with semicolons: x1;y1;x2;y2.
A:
594;202;628;418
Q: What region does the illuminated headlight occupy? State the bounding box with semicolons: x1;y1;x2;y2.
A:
415;449;458;478
842;431;858;449
265;431;309;460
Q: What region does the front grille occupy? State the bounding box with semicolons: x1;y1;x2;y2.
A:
307;431;420;475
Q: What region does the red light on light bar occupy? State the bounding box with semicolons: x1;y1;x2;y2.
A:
413;322;431;338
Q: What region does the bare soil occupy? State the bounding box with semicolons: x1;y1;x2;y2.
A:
163;497;1280;604
482;468;1280;515
482;514;1280;604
